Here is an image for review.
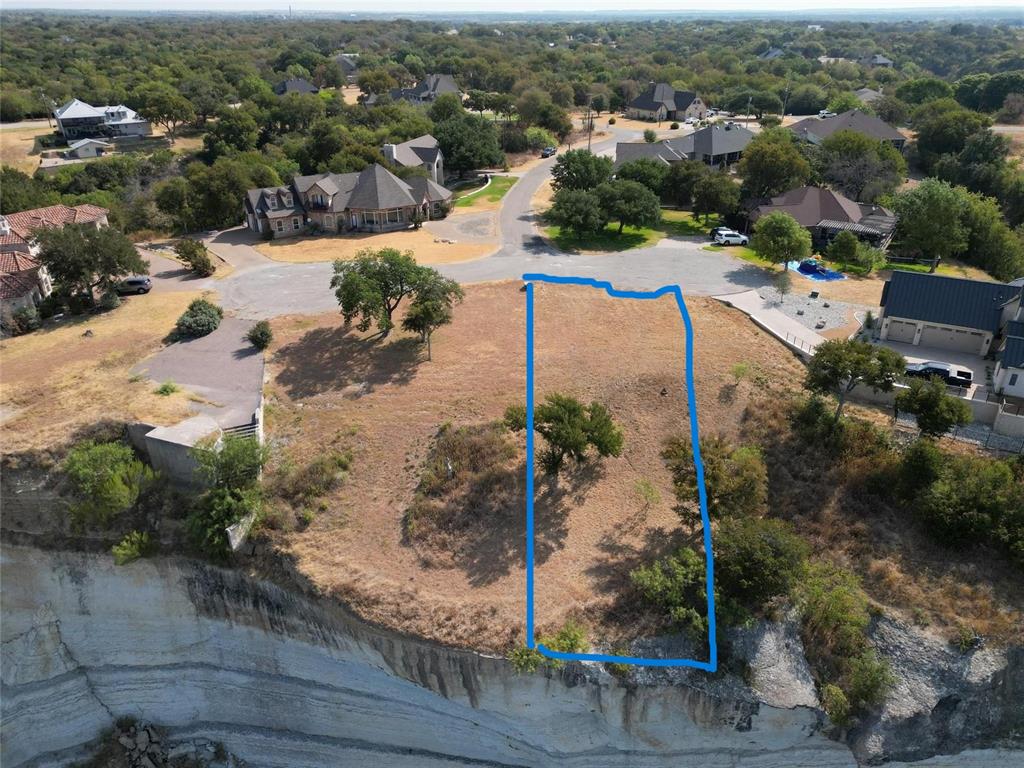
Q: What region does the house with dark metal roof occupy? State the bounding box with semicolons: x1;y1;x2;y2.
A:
382;134;445;183
243;163;453;238
995;318;1024;397
749;186;897;250
858;53;894;68
758;47;786;61
625;83;705;122
368;74;462;106
879;271;1023;356
855;88;883;105
788;109;906;151
273;78;320;96
333;53;360;84
615;123;754;169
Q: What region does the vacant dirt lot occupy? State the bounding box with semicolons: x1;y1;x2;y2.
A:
0;291;202;454
255;219;496;264
0;123;52;173
260;282;805;650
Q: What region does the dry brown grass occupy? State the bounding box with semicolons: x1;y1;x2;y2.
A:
0;123;52;173
258;281;807;651
255;224;495;264
530;178;555;214
0;291;204;453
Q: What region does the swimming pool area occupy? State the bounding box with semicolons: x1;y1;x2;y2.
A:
784;259;847;282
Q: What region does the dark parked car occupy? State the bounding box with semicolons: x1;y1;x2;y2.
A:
540;146;557;158
117;276;152;295
905;361;973;388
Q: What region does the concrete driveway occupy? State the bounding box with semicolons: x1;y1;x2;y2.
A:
133;317;264;428
873;338;991;398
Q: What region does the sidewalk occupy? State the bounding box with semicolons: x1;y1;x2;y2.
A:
714;289;826;358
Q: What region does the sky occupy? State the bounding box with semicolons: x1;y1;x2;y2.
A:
4;0;1024;14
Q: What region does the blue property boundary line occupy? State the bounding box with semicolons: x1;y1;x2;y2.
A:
523;273;717;671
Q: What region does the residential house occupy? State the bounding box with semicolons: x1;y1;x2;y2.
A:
994;316;1024;397
626;83;706;122
807;24;824;32
0;204;109;316
273;78;320;96
817;56;853;66
369;74;462;106
53;99;150;140
244;163;452;239
333;53;360;84
788;109;907;151
758;47;786;61
382;134;445;184
878;271;1022;356
614;123;754;169
748;186;897;250
854;87;883;105
859;54;894;68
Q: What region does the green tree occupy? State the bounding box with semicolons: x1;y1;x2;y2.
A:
819;129;907;202
616;158;669;196
331;247;442;336
428;92;465;123
630;546;708;638
64;441;153;527
662;160;710;207
435;113;503;177
201;107;259;159
133;83;195;143
400;274;464;360
692;172;739;223
533;393;624;475
750;211;811;271
595;179;661;234
774;269;792;304
826;93;864;115
357;68;397;97
36;224;147;305
643;128;657;143
872;95;909;126
886;178;969;271
738;129;812;198
895;376;972;437
550;149;613;191
192;434;269;490
187;486;260;561
827;230;860;268
911;99;991;170
896;78;953;105
715;517;809;611
787;84;828;115
662;435;768;523
804;339;906;424
547;188;607;238
0;167;60;214
174;239;215;276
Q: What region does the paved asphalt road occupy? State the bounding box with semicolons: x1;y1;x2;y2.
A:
208;124;770;319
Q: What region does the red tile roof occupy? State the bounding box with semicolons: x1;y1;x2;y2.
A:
0;268;41;300
3;203;108;240
0;252;41;273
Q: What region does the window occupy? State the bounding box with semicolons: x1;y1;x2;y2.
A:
275;220;284;232
268;197;278;210
283;194;293;206
387;209;402;224
1011;374;1019;387
292;218;300;230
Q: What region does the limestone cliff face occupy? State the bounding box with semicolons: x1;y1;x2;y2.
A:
0;546;1019;768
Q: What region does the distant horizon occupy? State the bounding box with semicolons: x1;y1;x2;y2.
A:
3;1;1023;18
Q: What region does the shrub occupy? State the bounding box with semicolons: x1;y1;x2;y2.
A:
821;683;851;726
37;293;65;319
154;381;178;396
662;435;767;523
112;530;154;565
844;650;895;710
798;563;871;665
714;517;809;612
186;486;260;560
643;128;657;143
631;546;708;638
99;290;121;310
192;434;269;490
272;451;351;505
175;298;222;338
608;117;616;125
897;439;944;499
633;478;661;509
3;305;41;336
246;320;273;350
67;293;91;315
64;441;154;528
534;393;623;475
508;645;544;673
670;121;680;129
503;403;527;431
175;239;216;276
525;126;557;151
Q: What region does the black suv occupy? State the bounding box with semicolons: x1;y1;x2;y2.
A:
904;361;973;388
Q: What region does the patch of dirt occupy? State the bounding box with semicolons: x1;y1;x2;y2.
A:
0;123;52;173
530;179;555;215
259;281;806;651
255;221;496;264
0;291;202;453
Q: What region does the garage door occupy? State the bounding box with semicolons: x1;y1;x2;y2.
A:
887;319;918;343
918;324;984;353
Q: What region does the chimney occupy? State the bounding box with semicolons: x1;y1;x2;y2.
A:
0;216;9;236
382;144;397;164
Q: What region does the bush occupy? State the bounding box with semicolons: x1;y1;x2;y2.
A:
608;117;616;125
175;297;222;338
272;451;351;505
174;239;216;276
67;293;91;315
534;393;623;475
844;650;895;711
246;320;273;350
154;380;178;396
631;546;708;638
714;517;809;612
64;440;154;528
508;645;544;673
670;122;680;129
3;305;41;336
525;126;557;151
98;290;121;310
662;435;767;523
192;434;269;490
821;683;851;726
186;486;260;560
112;530;154;565
643;128;657;143
37;293;66;319
503;403;527;431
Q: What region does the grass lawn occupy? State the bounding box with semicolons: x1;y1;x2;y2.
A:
546;210;725;253
454;175;517;209
703;243;769;267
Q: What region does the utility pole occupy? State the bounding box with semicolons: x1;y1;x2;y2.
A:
586;103;594;152
746;95;752;128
